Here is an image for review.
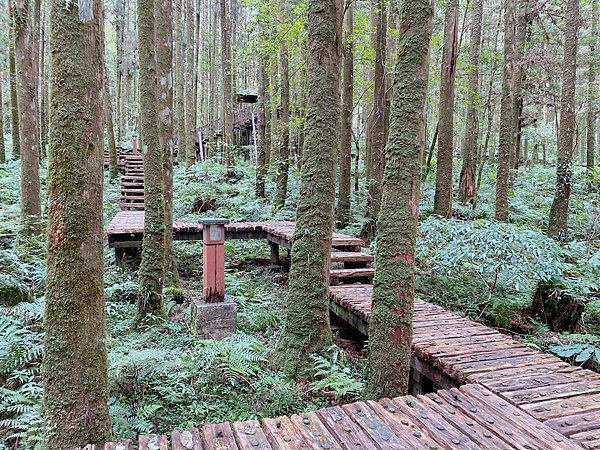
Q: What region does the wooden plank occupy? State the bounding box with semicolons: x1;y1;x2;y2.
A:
202;423;240;450
391;395;490;450
138;435;168;450
316;406;379;450
466;362;574;383
104;440;134;450
340;401;419;450
544;411;600;437
458;384;584;449
519;391;600;422
418;394;514;450
418;338;526;360
289;412;344;450
477;367;590;392
330;253;374;263
501;378;600;405
172;429;203;450
262;416;307;450
569;429;600;448
232;420;273;450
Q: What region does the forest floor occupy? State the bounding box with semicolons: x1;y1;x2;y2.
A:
1;154;600;446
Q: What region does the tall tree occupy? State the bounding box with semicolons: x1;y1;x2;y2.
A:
495;0;516;222
14;0;42;236
337;1;354;227
433;0;459;218
273;0;290;209
366;0;387;220
256;30;268;198
221;0;234;161
185;0;196;168
548;0;580;239
363;0;434;400
39;5;47;157
104;63;118;179
272;0;342;379
156;0;179;286
135;0;167;326
175;0;185;160
0;74;5;163
43;0;112;446
587;0;598;170
511;0;529;173
458;0;483;205
9;2;20;158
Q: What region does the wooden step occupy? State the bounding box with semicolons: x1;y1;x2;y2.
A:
121;182;144;188
330;268;375;286
120;189;145;194
120;203;145;210
330;252;374;263
120;196;145;201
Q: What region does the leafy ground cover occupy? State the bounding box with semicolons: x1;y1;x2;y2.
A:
1;155;599;448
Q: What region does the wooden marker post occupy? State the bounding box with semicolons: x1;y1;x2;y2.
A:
200;218;230;302
132;134;138;155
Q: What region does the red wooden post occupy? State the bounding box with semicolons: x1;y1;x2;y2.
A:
132;134;138;155
200;218;230;302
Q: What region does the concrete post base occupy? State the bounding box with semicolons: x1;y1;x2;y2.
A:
191;295;237;340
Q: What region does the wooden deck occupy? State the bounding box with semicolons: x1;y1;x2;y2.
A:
100;383;587;450
329;284;600;447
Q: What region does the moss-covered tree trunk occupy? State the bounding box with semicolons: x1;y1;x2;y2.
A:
337;2;353;228
15;0;42;237
135;0;167;326
495;0;516;222
256;32;268;198
274;0;290;209
458;0;482;205
363;0;433;401
156;0;179;286
587;0;597;171
221;0;234;162
43;1;112;446
433;0;459;219
366;0;386;221
104;61;118;179
548;0;579;240
272;0;342;379
9;3;20;159
39;6;47;159
185;0;196;169
510;0;528;176
208;0;217;159
0;76;5;163
175;0;186;161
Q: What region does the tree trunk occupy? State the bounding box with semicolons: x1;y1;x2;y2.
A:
364;2;378;185
115;0;124;144
511;0;528;175
208;0;217;159
39;5;47;159
9;3;20;158
366;0;387;220
135;0;167;326
32;0;40;147
274;0;290;209
337;3;354;228
221;0;234;162
175;0;186;160
256;32;268;198
15;0;42;237
104;62;118;179
156;0;179;287
0;75;5;163
185;0;196;168
495;0;516;223
272;0;342;379
433;0;459;218
44;1;112;447
458;0;483;205
363;0;433;401
548;0;579;240
587;0;597;171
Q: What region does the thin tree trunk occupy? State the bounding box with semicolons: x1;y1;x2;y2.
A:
39;4;47;159
337;2;354;227
208;0;217;159
0;74;5;163
104;65;118;179
274;0;290;208
175;0;186;160
587;0;597;171
364;2;377;184
115;0;125;144
363;0;434;400
221;0;233;162
9;3;20;158
15;0;42;236
185;0;196;168
44;0;112;446
511;0;528;175
548;0;579;240
433;0;459;218
135;0;167;326
458;0;483;205
495;0;516;222
272;0;342;379
256;32;267;198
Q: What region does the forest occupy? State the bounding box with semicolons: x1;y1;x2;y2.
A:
0;0;599;448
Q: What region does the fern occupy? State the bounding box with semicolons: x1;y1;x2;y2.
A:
308;347;364;402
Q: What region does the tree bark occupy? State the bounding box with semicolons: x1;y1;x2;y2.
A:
135;0;167;326
363;0;434;401
39;4;47;159
104;58;118;179
44;1;112;447
9;3;20;158
156;0;179;287
495;0;516;223
273;0;290;209
15;0;42;237
175;0;186;160
587;0;597;171
548;0;579;240
511;0;528;175
337;2;354;228
221;0;234;161
0;74;5;163
256;32;268;198
272;0;342;379
458;0;483;205
185;0;196;168
433;0;459;218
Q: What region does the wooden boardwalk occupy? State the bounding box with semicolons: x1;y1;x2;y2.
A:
329;284;600;448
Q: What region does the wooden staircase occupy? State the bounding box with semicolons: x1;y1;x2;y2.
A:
119;155;145;210
330;251;374;286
